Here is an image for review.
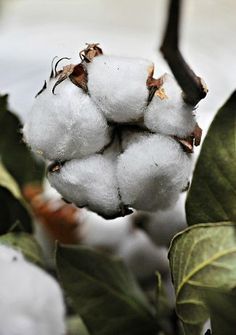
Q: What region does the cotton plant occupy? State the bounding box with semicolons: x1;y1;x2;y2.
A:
1;0;235;333
0;245;65;335
23;37;206;218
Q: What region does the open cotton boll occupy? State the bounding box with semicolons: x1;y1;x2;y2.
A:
144;73;196;138
117;230;169;281
23;78;110;161
0;244;25;262
86;55;152;122
48;155;120;218
134;195;187;248
117;134;192;212
0;246;65;335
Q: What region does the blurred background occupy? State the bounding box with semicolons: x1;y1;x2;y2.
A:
0;0;235;309
0;0;235;128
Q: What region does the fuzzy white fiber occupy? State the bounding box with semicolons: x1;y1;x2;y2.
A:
137;195;187;248
48;154;120;217
120;127;149;151
23;78;110;161
117;230;169;281
0;244;25;262
78;209;132;251
0;245;65;335
117;134;192;212
144;74;196;137
86;55;152;122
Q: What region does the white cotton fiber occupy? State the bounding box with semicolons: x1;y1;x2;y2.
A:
23;78;110;161
139;194;187;247
78;209;132;252
48;154;120;218
117;230;169;281
120;127;149;151
0;244;25;262
0;245;65;335
117;134;192;212
86;55;152;122
144;73;196;137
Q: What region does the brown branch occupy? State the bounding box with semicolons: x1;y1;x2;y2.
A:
160;0;208;106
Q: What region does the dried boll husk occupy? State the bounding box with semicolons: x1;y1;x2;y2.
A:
117;133;192;212
144;73;196;137
86;55;152;123
47;154;121;219
23;78;110;161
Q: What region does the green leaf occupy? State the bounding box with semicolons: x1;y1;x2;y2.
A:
169;222;236;335
67;316;90;335
56;244;157;335
186;91;236;225
203;288;236;335
0;232;44;266
0;94;45;188
0;163;32;234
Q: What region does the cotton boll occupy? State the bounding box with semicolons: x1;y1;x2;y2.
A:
144;73;196;137
48;155;120;218
117;134;192;212
0;246;65;335
23;78;110;161
117;230;169;281
0;244;25;262
136;194;187;248
0;317;37;335
86;55;152;122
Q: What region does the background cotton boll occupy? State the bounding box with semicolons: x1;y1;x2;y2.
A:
117;134;192;212
87;55;151;122
23;78;110;161
0;317;37;335
133;194;187;248
0;244;25;262
117;230;169;281
144;73;196;137
0;247;65;335
78;209;133;252
48;155;120;218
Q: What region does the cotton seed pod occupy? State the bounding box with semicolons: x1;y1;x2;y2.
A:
0;245;65;335
144;73;196;138
117;134;192;212
23;78;110;161
24;44;202;217
47;154;121;219
86;55;152;122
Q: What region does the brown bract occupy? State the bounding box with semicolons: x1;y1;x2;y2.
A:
52;43;103;94
173;123;203;153
69;63;88;92
79;43;103;62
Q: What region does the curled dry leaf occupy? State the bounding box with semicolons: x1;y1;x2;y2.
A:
23;184;81;244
